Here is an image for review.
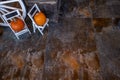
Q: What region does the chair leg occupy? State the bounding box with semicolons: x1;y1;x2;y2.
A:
47;24;49;27
16;35;19;40
38;28;43;35
28;29;31;34
33;24;36;33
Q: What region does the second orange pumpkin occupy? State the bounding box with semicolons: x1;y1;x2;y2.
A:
34;12;46;26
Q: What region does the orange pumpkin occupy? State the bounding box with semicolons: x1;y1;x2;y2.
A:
34;12;46;26
10;18;24;32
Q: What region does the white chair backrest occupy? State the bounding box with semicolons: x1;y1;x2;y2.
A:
28;4;40;23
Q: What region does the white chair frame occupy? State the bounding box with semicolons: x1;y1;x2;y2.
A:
28;4;49;35
0;0;26;27
2;10;31;39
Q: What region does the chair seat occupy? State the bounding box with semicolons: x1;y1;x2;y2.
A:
35;18;49;29
16;28;30;35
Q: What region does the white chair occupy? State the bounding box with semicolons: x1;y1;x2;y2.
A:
28;4;49;35
2;10;31;39
0;0;27;27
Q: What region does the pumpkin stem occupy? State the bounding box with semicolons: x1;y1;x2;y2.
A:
12;17;17;22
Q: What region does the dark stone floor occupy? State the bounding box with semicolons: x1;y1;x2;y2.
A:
0;0;120;80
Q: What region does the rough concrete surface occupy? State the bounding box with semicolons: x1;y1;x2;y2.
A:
0;0;120;80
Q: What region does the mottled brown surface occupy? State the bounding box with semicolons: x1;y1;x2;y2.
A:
0;0;120;80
